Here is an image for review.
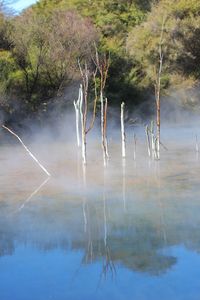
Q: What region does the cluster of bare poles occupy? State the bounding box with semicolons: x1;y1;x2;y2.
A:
74;44;163;166
74;49;110;167
1;28;165;175
0;40;161;178
143;19;166;161
1;18;200;177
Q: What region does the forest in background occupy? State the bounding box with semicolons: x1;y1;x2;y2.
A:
0;0;200;125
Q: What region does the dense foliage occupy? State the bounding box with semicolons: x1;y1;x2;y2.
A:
127;0;200;102
0;0;200;123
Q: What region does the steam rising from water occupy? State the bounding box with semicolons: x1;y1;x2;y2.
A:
1;105;200;299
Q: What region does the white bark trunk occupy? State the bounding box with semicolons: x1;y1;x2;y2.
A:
2;125;51;176
100;93;107;167
79;84;86;165
133;132;136;161
121;102;126;158
150;121;155;159
145;125;151;158
73;87;81;148
156;137;160;160
104;98;109;160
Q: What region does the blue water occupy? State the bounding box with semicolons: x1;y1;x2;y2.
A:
0;245;200;300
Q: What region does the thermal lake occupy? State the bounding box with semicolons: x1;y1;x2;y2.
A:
0;125;200;300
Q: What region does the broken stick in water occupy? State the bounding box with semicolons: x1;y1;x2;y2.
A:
2;125;51;177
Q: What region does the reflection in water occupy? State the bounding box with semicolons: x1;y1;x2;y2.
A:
122;158;126;212
154;161;167;247
82;197;87;234
16;177;50;213
101;169;116;282
1;139;200;299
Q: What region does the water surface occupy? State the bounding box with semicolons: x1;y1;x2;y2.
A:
0;132;200;300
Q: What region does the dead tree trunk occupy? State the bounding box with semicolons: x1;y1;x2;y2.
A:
93;46;110;166
2;125;50;176
78;61;98;165
133;132;136;161
154;18;165;160
101;93;109;166
121;102;126;158
145;125;151;158
74;86;81;148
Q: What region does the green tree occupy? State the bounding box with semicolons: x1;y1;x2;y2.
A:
9;7;97;111
127;0;200;97
35;0;149;106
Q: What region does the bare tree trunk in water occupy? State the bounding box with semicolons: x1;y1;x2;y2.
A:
121;102;126;159
154;18;165;160
93;45;110;167
2;125;51;176
74;86;82;148
78;62;98;165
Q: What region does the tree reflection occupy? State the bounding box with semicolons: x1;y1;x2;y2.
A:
1;168;200;278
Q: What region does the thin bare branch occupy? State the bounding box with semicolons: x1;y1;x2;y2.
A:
2;125;51;176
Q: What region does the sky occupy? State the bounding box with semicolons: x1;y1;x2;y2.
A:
7;0;38;12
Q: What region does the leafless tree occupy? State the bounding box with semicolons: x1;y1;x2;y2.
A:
154;17;166;160
78;61;98;164
93;46;110;166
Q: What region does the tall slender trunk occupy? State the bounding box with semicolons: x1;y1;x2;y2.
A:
133;132;136;161
155;17;165;160
79;84;86;165
74;86;81;148
101;92;109;166
156;91;161;160
121;102;126;158
104;98;109;159
145;125;151;158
